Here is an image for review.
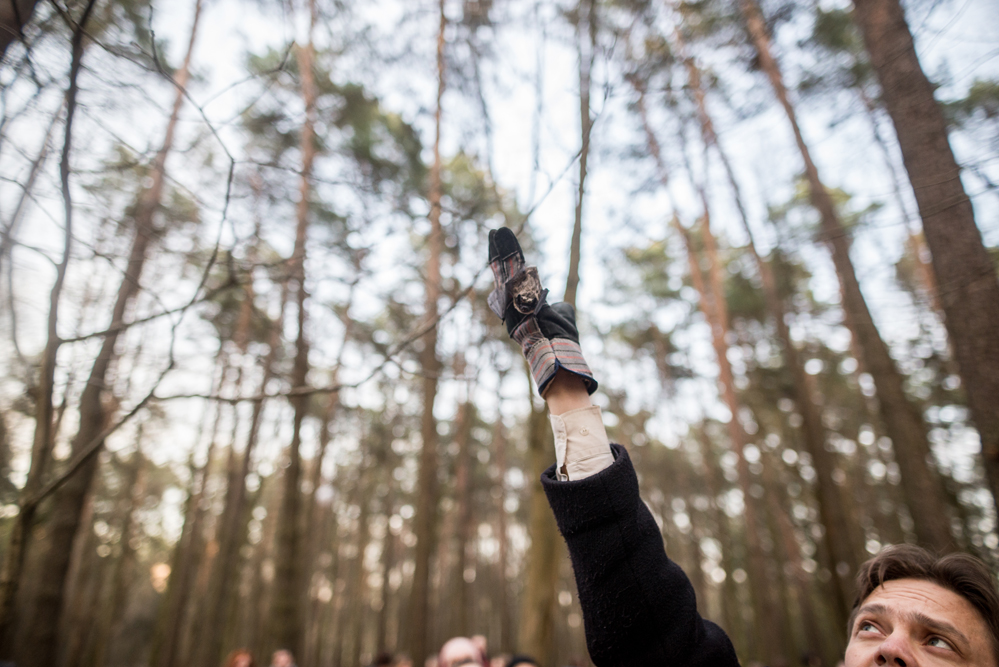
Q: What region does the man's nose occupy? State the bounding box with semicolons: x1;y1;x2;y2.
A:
875;631;916;666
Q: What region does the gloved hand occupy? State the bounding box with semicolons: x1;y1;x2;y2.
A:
487;227;597;397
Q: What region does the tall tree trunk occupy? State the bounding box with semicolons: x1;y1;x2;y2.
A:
518;391;559;667
1;3;112;662
564;0;596;308
152;443;216;667
375;495;396;654
194;254;294;667
693;210;788;667
451;359;474;637
766;447;838;665
407;1;445;663
304;391;339;572
518;23;599;647
91;445;146;667
299;392;338;667
269;2;318;654
633;87;784;664
0;0;41;59
0;20;87;654
851;0;999;516
248;477;281;663
518;9;596;652
492;415;512;654
693;426;742;654
59;493;98;667
676;46;861;618
149;345;225;667
13;0;199;660
192;388;250;667
306;491;338;667
739;0;955;554
0;113;68;658
346;474;372;667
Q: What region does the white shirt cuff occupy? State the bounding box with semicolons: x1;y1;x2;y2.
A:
549;405;613;481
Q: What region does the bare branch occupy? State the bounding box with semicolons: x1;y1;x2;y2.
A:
21;342;175;512
58;276;239;345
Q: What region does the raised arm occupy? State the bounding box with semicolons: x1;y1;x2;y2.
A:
487;228;739;667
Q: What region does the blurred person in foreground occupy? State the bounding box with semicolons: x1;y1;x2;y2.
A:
487;227;999;667
223;650;255;667
269;649;296;667
438;636;487;667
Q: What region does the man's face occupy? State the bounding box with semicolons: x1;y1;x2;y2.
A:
272;650;294;667
844;578;996;667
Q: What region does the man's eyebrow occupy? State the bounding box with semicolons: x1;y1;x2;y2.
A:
855;603;890;620
908;611;971;650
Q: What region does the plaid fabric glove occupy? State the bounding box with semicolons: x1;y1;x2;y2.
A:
488;227;597;397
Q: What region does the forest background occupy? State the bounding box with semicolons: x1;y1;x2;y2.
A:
0;0;998;666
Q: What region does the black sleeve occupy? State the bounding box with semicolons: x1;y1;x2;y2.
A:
541;444;740;667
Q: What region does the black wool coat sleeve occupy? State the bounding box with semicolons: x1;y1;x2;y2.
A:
541;444;740;667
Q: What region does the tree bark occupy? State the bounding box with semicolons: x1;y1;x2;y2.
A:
269;1;318;654
59;489;98;667
739;0;955;554
407;1;446;663
852;0;999;517
0;0;41;59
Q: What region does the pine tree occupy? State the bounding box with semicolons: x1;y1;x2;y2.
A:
408;2;447;663
851;0;999;517
738;0;955;555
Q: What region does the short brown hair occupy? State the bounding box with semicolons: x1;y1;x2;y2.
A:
848;545;999;662
223;649;256;667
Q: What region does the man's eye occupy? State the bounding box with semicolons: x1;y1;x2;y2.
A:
858;622;879;634
928;636;953;650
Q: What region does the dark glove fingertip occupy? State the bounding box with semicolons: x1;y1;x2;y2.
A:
549;301;577;321
492;227;522;259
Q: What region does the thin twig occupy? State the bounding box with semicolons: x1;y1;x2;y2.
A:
58;277;240;345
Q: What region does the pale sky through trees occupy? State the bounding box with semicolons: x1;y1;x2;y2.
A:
1;0;996;535
1;0;998;665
